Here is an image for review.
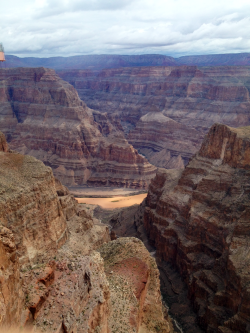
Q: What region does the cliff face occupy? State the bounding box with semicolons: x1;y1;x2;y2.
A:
0;67;156;189
0;132;170;332
59;66;250;168
144;123;250;332
0;138;68;266
128;112;203;168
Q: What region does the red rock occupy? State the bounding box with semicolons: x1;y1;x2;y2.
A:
0;67;156;189
0;131;172;332
59;66;250;169
144;123;250;332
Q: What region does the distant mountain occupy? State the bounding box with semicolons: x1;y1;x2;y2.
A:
177;53;250;66
4;54;177;70
4;52;250;70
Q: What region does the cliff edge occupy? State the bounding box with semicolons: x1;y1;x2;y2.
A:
144;123;250;332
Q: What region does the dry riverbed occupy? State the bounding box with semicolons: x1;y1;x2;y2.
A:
76;193;147;209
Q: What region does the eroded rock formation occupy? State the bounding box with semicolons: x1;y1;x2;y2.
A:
0;132;170;332
59;66;250;168
98;237;172;333
0;67;156;189
144;123;250;332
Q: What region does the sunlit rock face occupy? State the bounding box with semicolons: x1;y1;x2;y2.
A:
59;66;250;168
0;67;156;188
144;123;250;332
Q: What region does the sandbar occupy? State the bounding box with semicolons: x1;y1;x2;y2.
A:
76;193;147;209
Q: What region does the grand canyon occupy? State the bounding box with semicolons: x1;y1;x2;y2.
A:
1;52;250;332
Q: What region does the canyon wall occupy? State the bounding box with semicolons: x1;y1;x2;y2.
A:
0;67;156;188
59;66;250;168
144;123;250;332
0;132;170;332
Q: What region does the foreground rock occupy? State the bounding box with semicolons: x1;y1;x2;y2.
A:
59;66;250;168
0;132;170;332
98;238;172;333
144;123;250;332
0;67;156;189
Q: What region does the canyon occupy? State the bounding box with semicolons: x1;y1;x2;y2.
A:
1;55;250;333
0;67;156;189
142;123;250;332
0;131;171;332
59;65;250;168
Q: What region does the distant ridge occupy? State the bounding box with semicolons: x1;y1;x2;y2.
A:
5;52;250;70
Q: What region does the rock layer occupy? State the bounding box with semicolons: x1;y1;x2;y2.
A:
59;66;250;168
0;132;170;332
144;123;250;332
98;237;172;333
0;67;156;188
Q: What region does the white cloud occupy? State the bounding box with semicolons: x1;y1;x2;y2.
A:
1;0;250;57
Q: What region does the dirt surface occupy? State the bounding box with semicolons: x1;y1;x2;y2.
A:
70;186;146;197
76;193;147;209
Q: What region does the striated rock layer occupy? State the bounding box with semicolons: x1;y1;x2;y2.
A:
0;67;156;189
59;66;250;168
0;132;171;332
144;123;250;332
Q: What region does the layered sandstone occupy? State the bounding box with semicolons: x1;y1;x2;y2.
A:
0;67;156;188
0;132;110;330
128;112;202;168
144;123;250;332
59;66;250;168
0;132;170;332
0;142;68;266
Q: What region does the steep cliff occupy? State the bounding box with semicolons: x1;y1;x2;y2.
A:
144;123;250;332
98;237;172;333
0;131;110;329
59;66;250;168
0;67;156;189
0;132;170;332
128;112;202;168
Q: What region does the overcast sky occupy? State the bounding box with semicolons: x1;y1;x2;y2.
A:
1;0;250;58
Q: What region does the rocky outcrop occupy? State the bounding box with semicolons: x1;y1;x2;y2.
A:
0;132;8;152
0;226;24;328
0;67;156;188
0;141;68;266
0;132;171;332
128;112;202;167
144;123;250;332
98;237;172;333
0;131;110;329
59;66;250;168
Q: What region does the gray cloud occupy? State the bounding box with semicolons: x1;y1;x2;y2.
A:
35;0;134;18
1;0;250;57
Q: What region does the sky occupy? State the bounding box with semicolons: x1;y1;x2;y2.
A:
1;0;250;58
